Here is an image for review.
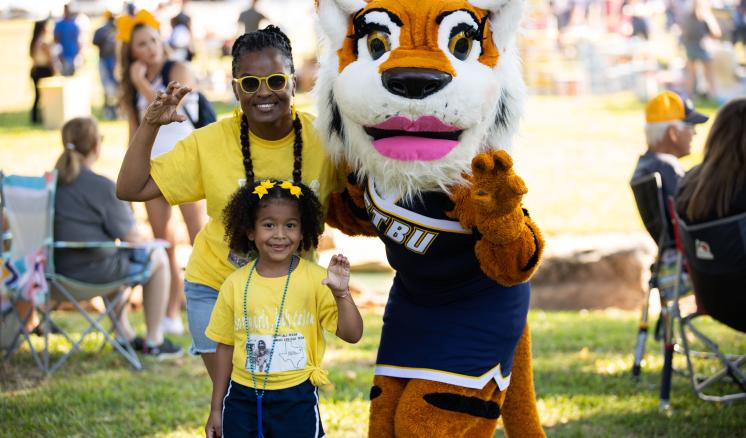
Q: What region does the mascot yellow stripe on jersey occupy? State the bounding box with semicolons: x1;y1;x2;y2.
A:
314;1;546;436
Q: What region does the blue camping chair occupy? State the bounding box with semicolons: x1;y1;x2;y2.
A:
1;171;168;373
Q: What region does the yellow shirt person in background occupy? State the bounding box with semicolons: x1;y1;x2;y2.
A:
116;26;344;384
205;179;362;437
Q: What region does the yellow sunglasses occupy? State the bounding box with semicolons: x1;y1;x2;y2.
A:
233;74;290;94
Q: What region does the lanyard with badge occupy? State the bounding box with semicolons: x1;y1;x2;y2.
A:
242;255;295;438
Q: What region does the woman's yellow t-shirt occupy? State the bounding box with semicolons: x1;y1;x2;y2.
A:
150;110;344;290
205;258;339;389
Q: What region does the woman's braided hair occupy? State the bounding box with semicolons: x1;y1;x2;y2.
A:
232;25;303;184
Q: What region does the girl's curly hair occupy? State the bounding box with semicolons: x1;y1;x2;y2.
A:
223;179;324;257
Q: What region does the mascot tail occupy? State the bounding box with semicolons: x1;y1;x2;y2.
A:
502;324;546;438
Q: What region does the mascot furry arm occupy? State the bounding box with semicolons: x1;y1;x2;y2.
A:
315;0;545;436
449;150;543;285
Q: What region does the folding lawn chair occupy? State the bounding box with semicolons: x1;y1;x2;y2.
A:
0;177;17;351
629;173;692;408
1;171;167;374
1;171;54;370
672;211;746;403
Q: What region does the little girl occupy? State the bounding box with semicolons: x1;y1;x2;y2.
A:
205;179;363;437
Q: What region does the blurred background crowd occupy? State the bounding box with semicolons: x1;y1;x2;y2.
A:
531;0;746;102
4;0;745;127
4;0;320;127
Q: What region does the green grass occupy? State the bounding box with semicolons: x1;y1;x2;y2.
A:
2;309;744;437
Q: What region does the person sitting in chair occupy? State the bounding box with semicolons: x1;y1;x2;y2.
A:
632;90;709;240
53;117;182;358
676;97;746;332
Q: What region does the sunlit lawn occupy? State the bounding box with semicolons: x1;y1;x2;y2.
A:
2;309;744;437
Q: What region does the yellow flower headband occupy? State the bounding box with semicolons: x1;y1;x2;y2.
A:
116;10;160;43
252;180;303;199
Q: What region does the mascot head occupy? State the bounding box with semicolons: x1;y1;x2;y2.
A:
315;0;526;198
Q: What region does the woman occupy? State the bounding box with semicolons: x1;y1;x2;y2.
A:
29;19;55;124
118;11;206;335
676;97;746;332
116;26;344;384
54;117;181;357
681;0;722;98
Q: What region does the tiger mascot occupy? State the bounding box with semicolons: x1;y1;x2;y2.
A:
314;0;545;436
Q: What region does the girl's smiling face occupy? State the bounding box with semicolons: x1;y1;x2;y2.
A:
233;48;295;128
247;198;302;269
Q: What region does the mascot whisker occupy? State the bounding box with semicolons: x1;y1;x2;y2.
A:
314;0;546;436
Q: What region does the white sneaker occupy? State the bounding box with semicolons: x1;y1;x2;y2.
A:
162;316;184;336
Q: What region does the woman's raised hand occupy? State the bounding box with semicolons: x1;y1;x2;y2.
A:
143;81;192;126
129;60;147;84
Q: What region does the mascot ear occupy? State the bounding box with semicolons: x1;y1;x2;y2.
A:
316;0;367;50
468;0;524;51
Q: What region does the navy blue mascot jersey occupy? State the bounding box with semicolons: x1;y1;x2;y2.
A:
362;178;531;390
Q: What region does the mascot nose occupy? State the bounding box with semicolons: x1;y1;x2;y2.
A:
382;68;452;99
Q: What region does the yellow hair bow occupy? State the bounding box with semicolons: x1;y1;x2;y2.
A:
259;180;276;190
280;181;303;198
116;10;160;43
252;180;275;199
252;186;269;199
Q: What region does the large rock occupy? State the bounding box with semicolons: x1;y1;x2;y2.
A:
318;229;391;272
319;229;657;311
530;233;656;310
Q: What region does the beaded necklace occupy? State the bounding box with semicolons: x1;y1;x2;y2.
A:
242;255;296;438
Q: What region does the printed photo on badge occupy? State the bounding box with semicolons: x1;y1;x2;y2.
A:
245;334;306;372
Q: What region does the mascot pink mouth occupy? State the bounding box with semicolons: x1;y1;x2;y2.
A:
364;116;463;161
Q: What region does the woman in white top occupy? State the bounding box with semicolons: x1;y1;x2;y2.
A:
29;19;56;124
118;12;205;334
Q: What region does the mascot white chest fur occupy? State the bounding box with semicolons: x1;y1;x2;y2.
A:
314;1;546;436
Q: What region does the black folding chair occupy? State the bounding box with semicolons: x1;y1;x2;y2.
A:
629;173;692;409
673;211;746;403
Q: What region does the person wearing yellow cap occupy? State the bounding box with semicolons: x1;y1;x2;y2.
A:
116;9;208;337
631;90;709;241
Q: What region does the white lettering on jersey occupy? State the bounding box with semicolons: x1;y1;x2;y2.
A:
385;220;412;243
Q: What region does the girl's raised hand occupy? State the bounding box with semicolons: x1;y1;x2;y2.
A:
143;81;192;126
322;254;350;296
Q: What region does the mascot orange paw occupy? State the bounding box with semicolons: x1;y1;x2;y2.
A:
471;150;527;217
450;150;527;243
450;150;544;286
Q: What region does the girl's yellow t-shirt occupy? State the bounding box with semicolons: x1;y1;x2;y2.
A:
205;258;339;389
150;110;344;291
